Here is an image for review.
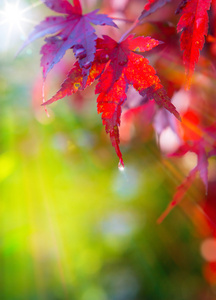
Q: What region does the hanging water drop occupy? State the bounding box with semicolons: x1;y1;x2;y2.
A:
118;161;125;171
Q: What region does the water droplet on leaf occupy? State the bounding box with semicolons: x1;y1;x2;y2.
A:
83;61;91;69
74;48;87;59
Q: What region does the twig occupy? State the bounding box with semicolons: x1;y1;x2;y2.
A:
119;18;140;42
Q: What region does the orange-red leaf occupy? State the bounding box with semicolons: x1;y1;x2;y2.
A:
95;35;180;165
43;59;105;106
44;35;180;165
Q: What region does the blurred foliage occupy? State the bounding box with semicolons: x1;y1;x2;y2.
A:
0;0;216;299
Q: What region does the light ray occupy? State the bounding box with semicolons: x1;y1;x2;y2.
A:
20;17;38;25
4;21;14;50
0;0;42;52
17;22;27;38
0;20;8;26
21;1;42;13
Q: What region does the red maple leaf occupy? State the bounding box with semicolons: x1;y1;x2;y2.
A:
158;111;216;223
20;0;117;78
138;0;171;21
43;35;180;166
177;0;212;89
175;0;188;14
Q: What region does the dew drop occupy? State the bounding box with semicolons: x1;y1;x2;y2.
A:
118;161;125;172
74;48;87;59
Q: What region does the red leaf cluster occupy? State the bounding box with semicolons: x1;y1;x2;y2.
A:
21;0;216;222
177;0;212;89
43;34;180;165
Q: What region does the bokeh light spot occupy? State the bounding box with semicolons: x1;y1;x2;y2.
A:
201;238;216;262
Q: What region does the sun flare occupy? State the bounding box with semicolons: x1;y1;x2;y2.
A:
0;0;42;52
3;2;24;25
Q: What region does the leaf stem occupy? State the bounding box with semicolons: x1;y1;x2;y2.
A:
111;17;134;24
119;18;140;43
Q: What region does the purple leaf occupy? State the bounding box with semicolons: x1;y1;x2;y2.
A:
19;16;66;53
40;36;67;78
19;0;117;78
154;108;179;136
42;0;76;14
86;10;118;27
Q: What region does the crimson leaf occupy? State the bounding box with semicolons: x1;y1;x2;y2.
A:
42;35;180;166
177;0;212;89
138;0;171;21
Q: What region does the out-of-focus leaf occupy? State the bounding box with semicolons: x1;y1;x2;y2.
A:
177;0;212;89
138;0;171;21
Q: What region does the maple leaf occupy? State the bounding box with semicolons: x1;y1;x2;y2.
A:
177;0;212;89
20;0;117;78
175;0;188;14
138;0;171;21
157;166;198;223
158;116;216;223
43;35;180;166
154;108;179;137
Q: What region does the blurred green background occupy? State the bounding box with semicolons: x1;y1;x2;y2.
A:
0;0;215;299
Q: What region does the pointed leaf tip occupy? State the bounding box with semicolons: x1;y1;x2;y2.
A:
157;167;198;223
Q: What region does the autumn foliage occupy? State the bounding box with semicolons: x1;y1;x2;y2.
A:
22;0;216;222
